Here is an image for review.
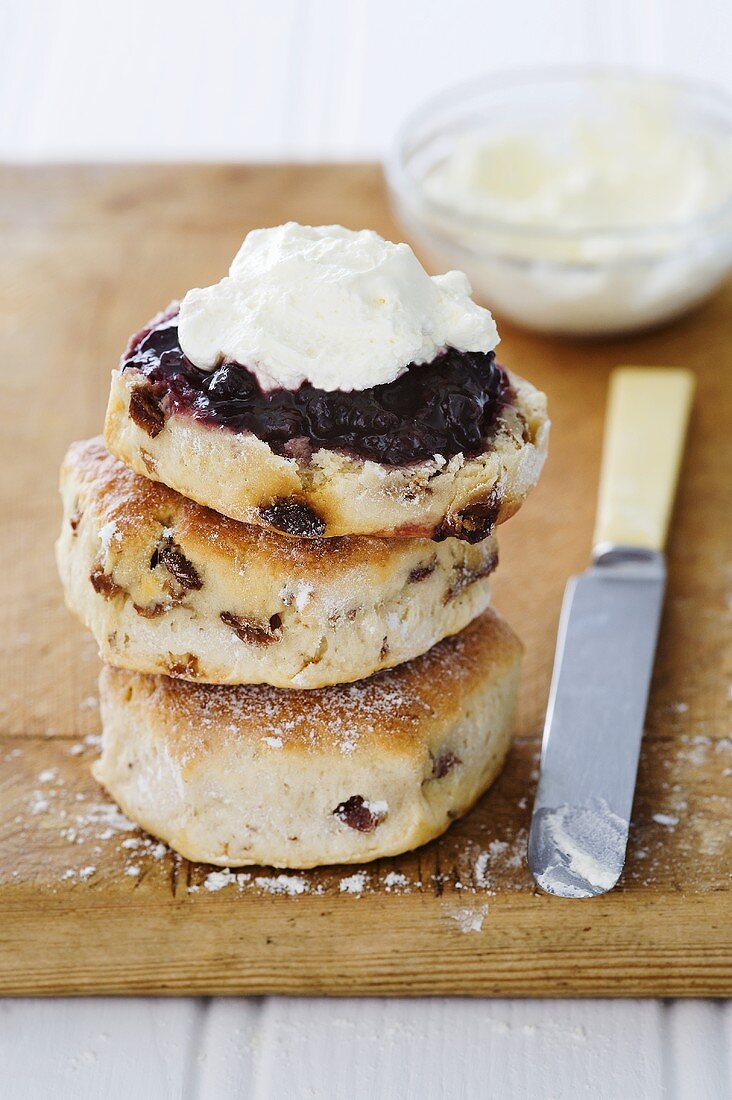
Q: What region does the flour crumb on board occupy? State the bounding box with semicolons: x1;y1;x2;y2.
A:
447;903;489;933
62;865;97;882
254;874;309;895
383;871;409;892
196;868;251;893
652;813;680;828
471;831;526;892
203;869;235;892
474;852;492;889
30;793;50;815
339;871;368;895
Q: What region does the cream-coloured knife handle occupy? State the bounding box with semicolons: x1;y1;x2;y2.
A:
593;368;695;553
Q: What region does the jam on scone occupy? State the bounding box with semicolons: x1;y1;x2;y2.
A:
122;307;515;467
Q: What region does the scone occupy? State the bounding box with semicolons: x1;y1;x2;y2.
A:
104;225;548;540
57;438;498;688
95;608;522;868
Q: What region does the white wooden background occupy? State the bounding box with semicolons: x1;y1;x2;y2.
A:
2;2;731;1097
3;0;732;162
1;998;730;1099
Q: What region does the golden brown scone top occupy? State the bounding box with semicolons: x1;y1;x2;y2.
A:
101;608;521;763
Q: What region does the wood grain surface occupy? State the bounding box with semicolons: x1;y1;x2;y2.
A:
0;164;730;997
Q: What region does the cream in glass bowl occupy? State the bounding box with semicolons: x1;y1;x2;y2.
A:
386;70;732;336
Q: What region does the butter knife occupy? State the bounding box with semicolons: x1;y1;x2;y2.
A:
528;367;694;898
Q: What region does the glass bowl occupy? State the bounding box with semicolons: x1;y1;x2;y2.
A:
385;70;732;337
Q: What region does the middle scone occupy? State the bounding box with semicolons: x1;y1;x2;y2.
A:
57;438;498;689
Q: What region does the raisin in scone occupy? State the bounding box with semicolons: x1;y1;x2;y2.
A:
104;226;548;541
57;438;498;688
95;608;521;868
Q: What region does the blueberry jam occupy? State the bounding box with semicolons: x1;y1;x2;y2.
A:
122;310;513;466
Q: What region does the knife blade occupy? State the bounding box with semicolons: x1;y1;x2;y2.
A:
528;367;694;899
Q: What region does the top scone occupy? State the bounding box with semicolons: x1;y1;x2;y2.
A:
105;224;549;540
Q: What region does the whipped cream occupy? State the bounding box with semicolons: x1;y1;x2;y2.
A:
424;98;732;234
177;223;499;392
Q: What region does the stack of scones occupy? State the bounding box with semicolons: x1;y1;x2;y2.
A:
57;224;548;869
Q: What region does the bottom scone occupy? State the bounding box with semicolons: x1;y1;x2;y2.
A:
95;609;522;868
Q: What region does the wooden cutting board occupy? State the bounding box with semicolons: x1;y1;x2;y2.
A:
1;165;730;997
